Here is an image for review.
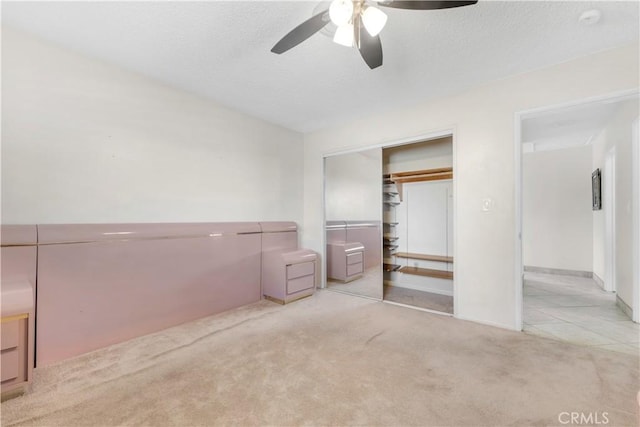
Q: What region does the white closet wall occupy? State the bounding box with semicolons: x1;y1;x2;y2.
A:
406;181;452;259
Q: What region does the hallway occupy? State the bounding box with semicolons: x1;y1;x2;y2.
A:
523;272;638;355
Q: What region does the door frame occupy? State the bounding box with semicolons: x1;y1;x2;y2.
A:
633;117;639;322
513;89;639;330
321;127;457;313
603;147;616;293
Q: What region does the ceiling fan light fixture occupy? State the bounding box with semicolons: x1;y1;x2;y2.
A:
329;0;354;26
361;6;387;36
333;23;354;47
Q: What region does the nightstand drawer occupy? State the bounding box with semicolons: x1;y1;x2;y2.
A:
1;321;19;351
287;274;314;294
1;348;19;382
346;252;363;265
287;262;315;280
347;263;363;277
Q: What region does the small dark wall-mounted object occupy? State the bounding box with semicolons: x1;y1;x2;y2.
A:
592;169;602;210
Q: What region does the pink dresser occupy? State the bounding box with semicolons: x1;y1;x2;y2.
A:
260;222;317;304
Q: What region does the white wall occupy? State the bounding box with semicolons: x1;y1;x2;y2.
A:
1;27;304;224
324;149;382;221
522;146;593;272
592;99;640;308
303;44;639;330
383;137;453;174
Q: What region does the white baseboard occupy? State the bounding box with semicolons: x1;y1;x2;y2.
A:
616;295;633;320
592;273;605;289
524;265;592;278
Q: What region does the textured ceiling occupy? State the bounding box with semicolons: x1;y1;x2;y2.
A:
2;1;639;133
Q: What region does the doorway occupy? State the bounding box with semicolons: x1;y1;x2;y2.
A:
515;91;639;355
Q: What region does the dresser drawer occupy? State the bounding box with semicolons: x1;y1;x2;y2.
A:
346;252;363;265
347;262;363;277
1;321;20;351
287;261;315;280
287;275;315;295
1;348;19;382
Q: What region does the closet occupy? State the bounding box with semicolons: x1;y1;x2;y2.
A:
382;137;454;313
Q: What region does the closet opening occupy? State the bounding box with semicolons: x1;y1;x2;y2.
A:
382;136;454;314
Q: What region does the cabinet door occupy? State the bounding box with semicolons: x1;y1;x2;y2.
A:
1;318;28;390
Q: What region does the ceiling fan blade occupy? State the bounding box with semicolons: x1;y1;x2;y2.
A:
377;1;478;10
271;10;330;54
357;17;383;69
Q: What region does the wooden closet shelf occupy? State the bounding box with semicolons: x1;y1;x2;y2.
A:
395;252;453;263
392;172;453;184
391;167;452;178
387;167;453;201
399;266;453;280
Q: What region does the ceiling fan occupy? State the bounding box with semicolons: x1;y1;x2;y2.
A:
271;0;478;69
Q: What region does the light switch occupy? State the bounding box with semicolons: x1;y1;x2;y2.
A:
482;198;493;212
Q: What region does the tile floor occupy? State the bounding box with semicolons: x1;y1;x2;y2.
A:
523;272;639;356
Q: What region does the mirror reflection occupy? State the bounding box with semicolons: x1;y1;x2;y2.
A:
324;148;382;300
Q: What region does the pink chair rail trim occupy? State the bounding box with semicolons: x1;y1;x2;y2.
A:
37;222;261;244
259;222;297;233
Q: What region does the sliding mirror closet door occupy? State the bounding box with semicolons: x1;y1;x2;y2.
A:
324;148;383;300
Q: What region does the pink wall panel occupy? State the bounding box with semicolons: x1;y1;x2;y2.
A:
1;225;38;288
260;222;298;254
36;223;262;366
326;221;347;245
1;247;37;289
1;225;37;246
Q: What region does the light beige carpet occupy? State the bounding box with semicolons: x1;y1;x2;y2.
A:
1;290;638;426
